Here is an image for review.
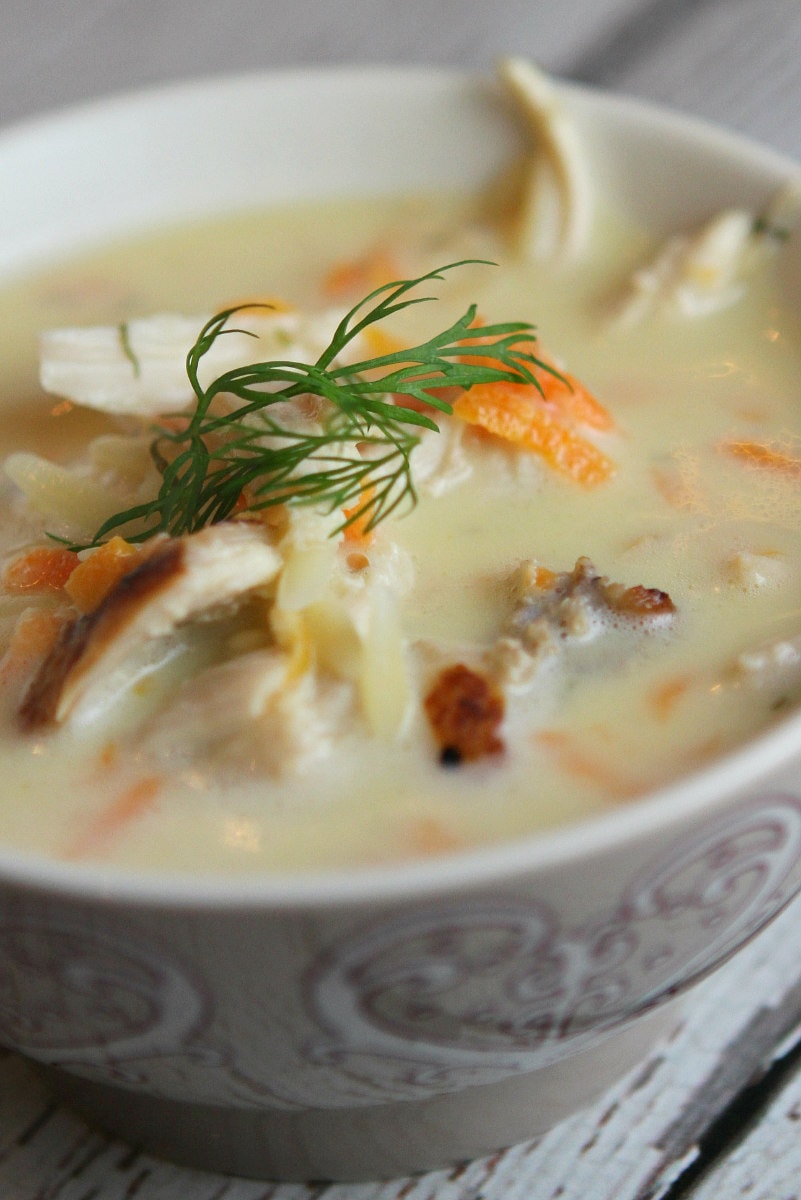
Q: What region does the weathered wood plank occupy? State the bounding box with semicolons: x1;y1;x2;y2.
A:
679;1055;801;1200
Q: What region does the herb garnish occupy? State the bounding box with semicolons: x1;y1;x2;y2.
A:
81;261;550;547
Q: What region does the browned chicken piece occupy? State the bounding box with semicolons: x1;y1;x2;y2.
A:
422;559;675;766
424;663;506;766
19;523;281;730
485;556;676;690
506;555;675;651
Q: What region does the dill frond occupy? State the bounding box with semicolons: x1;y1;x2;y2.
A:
81;261;551;547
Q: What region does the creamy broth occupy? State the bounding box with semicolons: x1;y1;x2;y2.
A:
0;192;799;875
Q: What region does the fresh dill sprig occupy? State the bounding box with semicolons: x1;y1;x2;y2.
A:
81;261;552;547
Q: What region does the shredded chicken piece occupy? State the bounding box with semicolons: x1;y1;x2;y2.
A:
724;550;788;592
143;648;354;777
39;308;349;418
417;558;676;759
508;556;674;630
411;420;473;497
731;633;801;691
18;522;281;729
612;182;801;326
424;662;505;765
499;58;592;264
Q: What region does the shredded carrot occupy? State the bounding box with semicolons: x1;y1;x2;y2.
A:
544;363;616;432
721;439;801;478
3;546;80;594
451;327;615;486
407;816;464;856
0;608;66;688
454;382;614;486
459;332;615;431
684;735;725;767
65;774;162;859
649;674;692;720
64;536;141;613
322;249;400;300
538;727;726;799
536;729;641;798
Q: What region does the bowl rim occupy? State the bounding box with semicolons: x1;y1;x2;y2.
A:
2;60;799;174
0;63;799;908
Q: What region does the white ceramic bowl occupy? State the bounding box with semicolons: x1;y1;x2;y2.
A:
0;67;800;1182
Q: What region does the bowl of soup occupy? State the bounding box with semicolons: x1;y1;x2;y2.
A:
0;61;798;1182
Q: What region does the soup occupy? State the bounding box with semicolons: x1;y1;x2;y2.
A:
0;128;799;875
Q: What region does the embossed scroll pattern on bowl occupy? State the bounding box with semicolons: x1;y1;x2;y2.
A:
0;793;799;1110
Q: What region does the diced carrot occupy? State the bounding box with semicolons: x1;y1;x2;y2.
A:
64;536;141;613
453;382;614;486
322;249;400;300
533;566;557;589
344;549;370;572
0;608;66;688
65;774;162;859
342;486;377;546
721;440;801;478
3;546;80;594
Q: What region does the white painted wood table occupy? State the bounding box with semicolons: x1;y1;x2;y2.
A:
0;1;799;1197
